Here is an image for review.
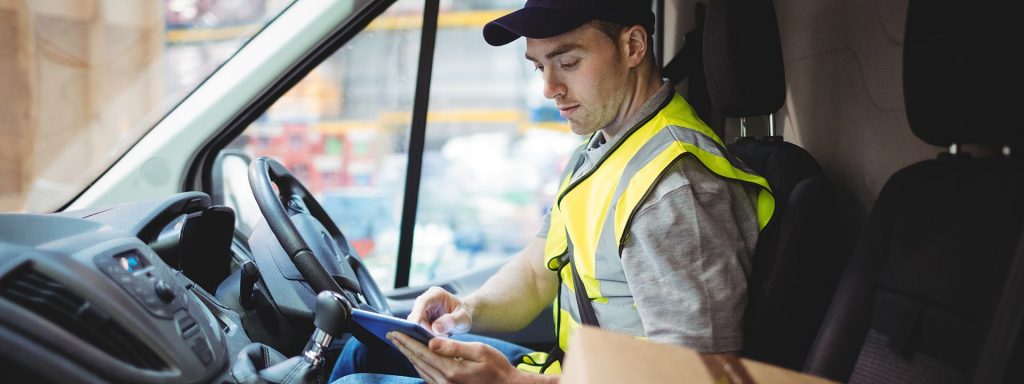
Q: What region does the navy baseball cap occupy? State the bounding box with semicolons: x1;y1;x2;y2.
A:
483;0;656;46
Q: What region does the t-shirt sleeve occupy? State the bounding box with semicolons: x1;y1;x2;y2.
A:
619;157;759;353
536;207;551;238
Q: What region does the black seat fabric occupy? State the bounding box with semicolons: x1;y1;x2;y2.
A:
727;137;842;371
702;0;785;117
806;159;1024;383
700;0;846;370
803;1;1024;382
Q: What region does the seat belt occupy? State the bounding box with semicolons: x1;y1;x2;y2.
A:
531;240;600;373
971;225;1024;384
562;153;601;327
527;251;596;374
533;151;602;372
569;251;600;326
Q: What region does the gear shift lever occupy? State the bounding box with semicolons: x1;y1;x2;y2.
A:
231;291;352;384
303;290;352;367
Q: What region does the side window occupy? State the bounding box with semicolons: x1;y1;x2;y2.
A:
225;0;579;288
410;4;578;285
228;0;423;288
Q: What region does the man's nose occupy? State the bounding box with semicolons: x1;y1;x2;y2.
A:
542;72;565;100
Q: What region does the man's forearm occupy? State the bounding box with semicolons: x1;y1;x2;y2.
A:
463;237;556;333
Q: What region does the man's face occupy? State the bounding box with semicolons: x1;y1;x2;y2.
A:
525;23;629;136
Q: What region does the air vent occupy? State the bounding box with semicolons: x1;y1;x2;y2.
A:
0;266;169;371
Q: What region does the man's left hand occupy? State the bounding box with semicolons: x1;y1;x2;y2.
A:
387;331;522;384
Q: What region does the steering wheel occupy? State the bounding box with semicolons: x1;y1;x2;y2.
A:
247;157;390;314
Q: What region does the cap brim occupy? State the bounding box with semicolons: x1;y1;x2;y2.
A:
483;7;591;46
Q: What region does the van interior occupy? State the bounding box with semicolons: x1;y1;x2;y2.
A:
0;0;1020;382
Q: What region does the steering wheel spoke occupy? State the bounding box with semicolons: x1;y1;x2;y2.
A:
248;157;390;314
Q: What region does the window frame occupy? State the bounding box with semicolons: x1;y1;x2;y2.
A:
188;0;662;290
187;0;441;289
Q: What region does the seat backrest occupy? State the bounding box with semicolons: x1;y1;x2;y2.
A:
803;1;1024;382
699;0;848;371
728;137;844;371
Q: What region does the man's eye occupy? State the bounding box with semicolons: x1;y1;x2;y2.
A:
560;60;578;70
534;64;544;72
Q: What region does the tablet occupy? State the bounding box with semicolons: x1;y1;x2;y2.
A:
350;308;436;349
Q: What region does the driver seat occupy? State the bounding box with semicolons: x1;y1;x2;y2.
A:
697;0;847;370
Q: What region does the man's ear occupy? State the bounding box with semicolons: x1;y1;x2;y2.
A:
623;25;648;68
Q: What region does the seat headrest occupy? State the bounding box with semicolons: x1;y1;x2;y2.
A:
702;0;786;118
903;0;1020;147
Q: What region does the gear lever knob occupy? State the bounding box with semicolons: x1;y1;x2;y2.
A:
314;290;352;337
303;291;352;367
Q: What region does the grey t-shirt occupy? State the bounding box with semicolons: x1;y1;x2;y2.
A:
538;82;759;353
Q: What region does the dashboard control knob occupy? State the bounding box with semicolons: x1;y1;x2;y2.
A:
155;280;176;302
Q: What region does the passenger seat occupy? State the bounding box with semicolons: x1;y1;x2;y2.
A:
803;0;1024;382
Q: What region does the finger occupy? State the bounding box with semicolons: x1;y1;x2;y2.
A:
407;287;448;329
408;359;442;384
406;292;432;328
428;337;482;361
410;366;433;384
430;310;470;336
389;332;449;380
391;331;456;374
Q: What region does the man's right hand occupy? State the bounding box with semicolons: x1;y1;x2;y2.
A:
407;286;473;336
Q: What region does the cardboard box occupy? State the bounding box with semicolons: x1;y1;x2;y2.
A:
561;327;837;383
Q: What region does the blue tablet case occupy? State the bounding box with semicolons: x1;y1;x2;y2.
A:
350;308;435;349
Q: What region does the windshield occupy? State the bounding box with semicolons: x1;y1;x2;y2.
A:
0;0;294;213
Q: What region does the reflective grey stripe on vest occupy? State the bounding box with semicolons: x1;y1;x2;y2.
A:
562;125;748;338
559;234;583;324
601;125;751;254
559;279;646;337
595;125;736;281
561;201;646;336
558;281;647;337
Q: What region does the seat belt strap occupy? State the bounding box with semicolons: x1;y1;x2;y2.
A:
972;226;1024;384
547;160;600;369
534;252;597;373
569;250;600;326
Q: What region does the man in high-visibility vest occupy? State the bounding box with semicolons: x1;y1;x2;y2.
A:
331;1;773;383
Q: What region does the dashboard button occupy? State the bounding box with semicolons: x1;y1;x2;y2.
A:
191;337;212;365
155;280;176;302
131;283;147;295
178;315;199;338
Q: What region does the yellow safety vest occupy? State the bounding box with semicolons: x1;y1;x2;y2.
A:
517;93;774;375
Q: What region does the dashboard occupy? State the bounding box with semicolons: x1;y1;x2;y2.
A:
0;190;555;383
0;192;248;383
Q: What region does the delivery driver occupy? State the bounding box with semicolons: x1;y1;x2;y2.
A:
331;1;773;383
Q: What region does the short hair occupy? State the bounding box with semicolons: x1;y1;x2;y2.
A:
590;20;658;68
